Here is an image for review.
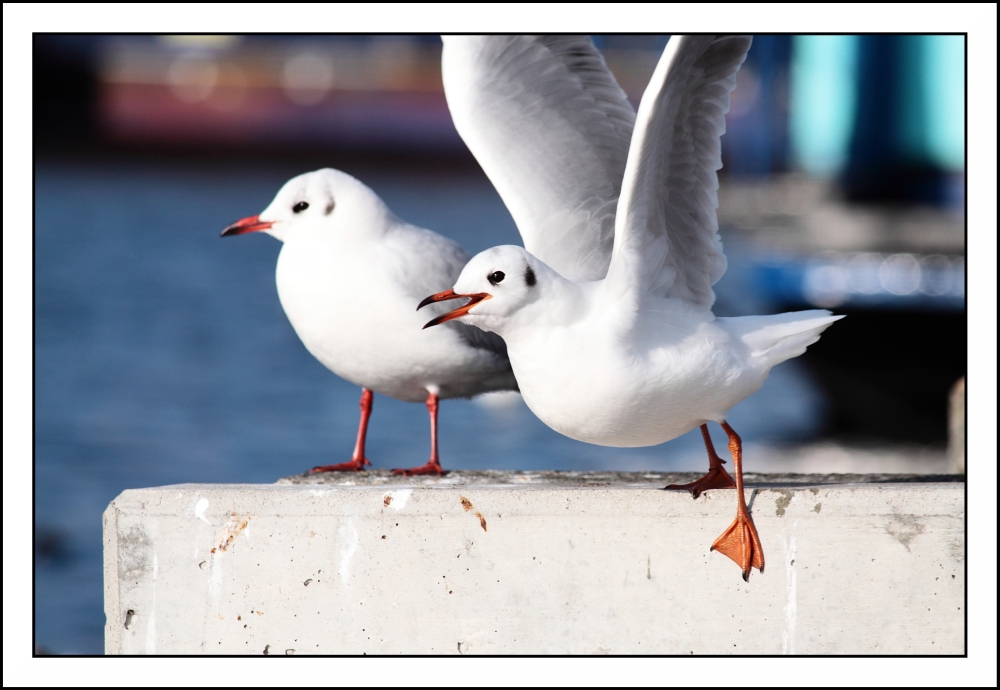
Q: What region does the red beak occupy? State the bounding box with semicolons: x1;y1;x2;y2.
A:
417;289;491;329
221;215;274;237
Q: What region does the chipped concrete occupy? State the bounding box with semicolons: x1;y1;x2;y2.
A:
885;513;927;552
774;490;794;517
104;472;964;655
212;514;249;553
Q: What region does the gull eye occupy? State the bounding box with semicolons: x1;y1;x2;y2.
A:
488;271;505;285
293;201;309;213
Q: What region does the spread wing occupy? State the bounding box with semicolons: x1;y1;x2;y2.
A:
442;35;635;282
604;35;752;307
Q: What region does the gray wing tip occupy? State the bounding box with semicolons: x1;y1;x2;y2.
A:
448;320;511;362
712;35;753;59
671;34;752;65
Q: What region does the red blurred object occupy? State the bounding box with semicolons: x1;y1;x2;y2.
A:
97;36;462;150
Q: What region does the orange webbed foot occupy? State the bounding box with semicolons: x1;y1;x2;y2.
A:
711;509;765;581
664;466;736;499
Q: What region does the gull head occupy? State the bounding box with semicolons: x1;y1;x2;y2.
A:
418;245;543;333
221;168;391;243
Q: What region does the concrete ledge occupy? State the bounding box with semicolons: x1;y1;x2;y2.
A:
104;472;964;655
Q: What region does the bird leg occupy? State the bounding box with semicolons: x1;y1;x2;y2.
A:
664;424;736;498
307;388;373;473
710;421;764;580
392;392;446;476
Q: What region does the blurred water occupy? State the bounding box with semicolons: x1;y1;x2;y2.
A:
34;158;826;653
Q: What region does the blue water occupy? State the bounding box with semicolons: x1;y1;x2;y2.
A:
34;158;826;653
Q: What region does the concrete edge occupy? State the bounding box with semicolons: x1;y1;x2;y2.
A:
102;502;121;655
104;482;963;524
131;479;966;493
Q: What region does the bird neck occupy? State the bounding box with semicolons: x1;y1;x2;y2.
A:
497;271;592;341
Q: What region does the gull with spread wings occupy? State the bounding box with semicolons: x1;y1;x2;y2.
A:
425;35;843;579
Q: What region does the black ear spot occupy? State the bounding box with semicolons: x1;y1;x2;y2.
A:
524;266;536;288
325;201;335;215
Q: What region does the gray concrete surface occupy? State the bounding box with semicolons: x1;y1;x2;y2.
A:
104;472;964;655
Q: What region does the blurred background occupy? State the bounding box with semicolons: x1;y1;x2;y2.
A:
34;34;965;653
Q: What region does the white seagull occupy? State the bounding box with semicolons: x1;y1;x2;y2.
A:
223;169;516;475
425;35;843;579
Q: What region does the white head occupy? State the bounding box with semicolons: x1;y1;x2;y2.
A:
221;168;393;243
418;245;559;335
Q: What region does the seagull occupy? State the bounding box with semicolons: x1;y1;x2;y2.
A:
425;35;844;579
222;168;517;475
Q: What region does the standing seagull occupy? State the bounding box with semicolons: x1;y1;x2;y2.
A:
425;35;843;579
223;169;516;475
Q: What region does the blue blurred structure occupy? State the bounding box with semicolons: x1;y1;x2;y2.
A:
754;251;964;310
843;35;964;205
790;35;861;177
790;34;965;206
722;34;965;207
723;35;793;176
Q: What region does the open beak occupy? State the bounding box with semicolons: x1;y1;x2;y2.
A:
221;215;274;237
417;289;491;329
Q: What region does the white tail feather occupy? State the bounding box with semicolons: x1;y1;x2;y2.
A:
721;310;845;369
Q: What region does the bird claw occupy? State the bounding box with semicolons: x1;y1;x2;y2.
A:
390;461;446;476
664;466;735;499
307;458;370;473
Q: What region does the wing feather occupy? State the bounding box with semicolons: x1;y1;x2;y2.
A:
442;35;635;282
605;35;752;307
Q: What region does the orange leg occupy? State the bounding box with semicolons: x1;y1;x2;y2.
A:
391;392;446;476
664;424;736;498
308;388;373;473
710;421;764;581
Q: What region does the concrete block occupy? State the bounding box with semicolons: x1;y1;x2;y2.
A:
104;472;964;655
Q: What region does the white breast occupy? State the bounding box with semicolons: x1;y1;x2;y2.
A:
275;233;510;403
506;303;763;447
